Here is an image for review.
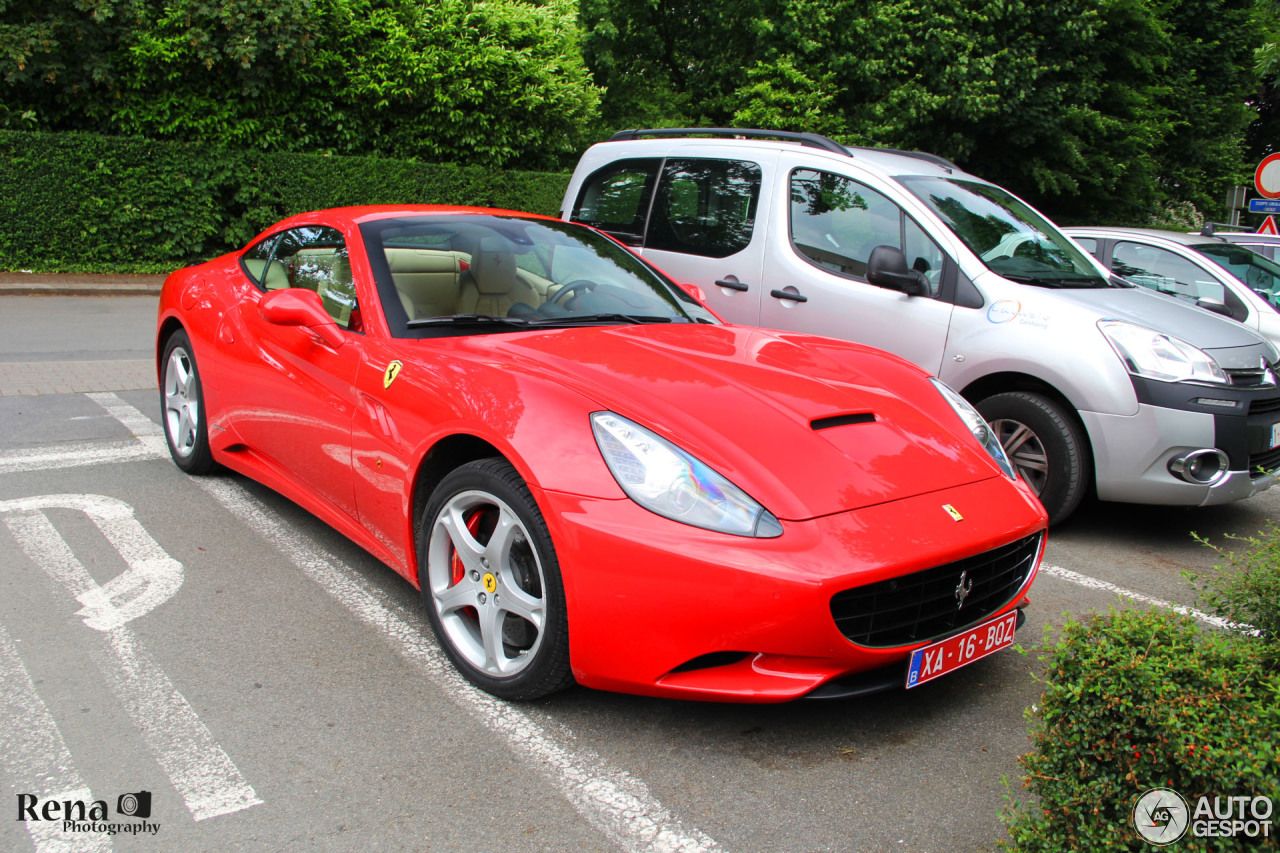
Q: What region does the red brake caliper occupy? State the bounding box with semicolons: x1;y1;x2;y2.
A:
450;510;486;619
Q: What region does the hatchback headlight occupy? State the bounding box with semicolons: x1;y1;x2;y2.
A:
930;379;1017;480
591;412;783;537
1098;320;1228;385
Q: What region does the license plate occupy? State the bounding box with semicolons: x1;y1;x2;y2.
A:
1272;422;1280;450
905;610;1019;689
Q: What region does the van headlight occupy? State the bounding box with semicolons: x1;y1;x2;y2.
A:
1098;320;1228;385
591;412;784;537
930;379;1017;480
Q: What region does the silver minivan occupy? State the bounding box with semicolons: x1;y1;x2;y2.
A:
562;128;1280;523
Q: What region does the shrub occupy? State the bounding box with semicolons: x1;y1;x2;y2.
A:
1189;520;1280;641
1001;609;1279;851
0;130;570;272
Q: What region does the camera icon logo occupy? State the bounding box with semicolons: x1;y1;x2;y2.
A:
117;791;152;819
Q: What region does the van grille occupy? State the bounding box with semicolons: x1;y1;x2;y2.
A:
1250;396;1280;416
1226;365;1277;388
830;534;1042;648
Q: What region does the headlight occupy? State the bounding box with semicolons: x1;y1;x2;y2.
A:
590;412;783;537
1098;320;1228;385
929;379;1016;480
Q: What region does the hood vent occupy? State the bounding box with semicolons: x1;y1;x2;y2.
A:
811;412;876;431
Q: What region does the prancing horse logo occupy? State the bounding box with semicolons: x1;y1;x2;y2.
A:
954;570;973;609
383;360;403;389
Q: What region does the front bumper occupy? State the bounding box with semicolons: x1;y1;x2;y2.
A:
542;475;1046;702
1083;394;1280;506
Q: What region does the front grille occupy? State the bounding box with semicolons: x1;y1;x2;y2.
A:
830;534;1042;648
1252;445;1280;476
1251;396;1280;416
1226;365;1277;388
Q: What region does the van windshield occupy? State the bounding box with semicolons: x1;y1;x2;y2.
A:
899;176;1110;288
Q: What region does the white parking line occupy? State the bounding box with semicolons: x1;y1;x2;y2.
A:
0;439;157;475
0;621;112;853
1039;563;1239;631
2;503;262;822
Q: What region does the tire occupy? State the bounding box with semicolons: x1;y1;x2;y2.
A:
160;330;216;475
975;391;1090;525
418;458;573;700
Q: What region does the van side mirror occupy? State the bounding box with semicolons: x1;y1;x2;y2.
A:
866;245;927;297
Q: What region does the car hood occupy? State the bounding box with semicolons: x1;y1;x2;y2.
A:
470;323;1007;520
1060;287;1262;350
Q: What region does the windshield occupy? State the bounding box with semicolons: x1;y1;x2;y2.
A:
899;177;1109;288
1193;243;1280;314
359;214;718;337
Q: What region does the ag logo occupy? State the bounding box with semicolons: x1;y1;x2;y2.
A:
1133;788;1189;845
383;360;403;389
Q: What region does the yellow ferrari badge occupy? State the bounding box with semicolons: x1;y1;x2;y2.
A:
943;504;964;522
383;360;403;389
482;573;498;594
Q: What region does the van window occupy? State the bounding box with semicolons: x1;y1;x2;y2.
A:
571;158;661;244
646;159;762;258
790;169;944;296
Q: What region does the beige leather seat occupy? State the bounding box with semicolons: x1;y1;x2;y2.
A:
386;248;462;320
456;236;539;315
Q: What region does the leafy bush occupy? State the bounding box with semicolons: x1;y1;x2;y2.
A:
1001;609;1279;851
1190;520;1280;641
0;130;570;272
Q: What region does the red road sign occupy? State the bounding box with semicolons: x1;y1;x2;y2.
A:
1260;215;1279;235
1256;154;1280;199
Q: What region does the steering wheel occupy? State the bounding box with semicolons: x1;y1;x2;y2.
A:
550;279;598;307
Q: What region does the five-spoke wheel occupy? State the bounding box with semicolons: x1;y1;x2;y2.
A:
419;458;572;699
977;391;1089;525
161;330;214;474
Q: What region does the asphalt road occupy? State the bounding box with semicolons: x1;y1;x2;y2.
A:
1;296;1275;853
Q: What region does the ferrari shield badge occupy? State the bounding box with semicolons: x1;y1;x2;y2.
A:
383;360;403;389
943;504;964;522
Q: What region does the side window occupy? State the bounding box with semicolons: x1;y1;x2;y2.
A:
272;226;360;330
1112;242;1225;305
645;159;762;258
240;234;285;289
571;158;661;244
1072;236;1099;255
790;169;945;297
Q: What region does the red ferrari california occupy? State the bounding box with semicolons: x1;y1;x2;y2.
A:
156;206;1047;702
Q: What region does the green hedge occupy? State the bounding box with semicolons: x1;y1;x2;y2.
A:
0;130;571;273
1002;610;1279;851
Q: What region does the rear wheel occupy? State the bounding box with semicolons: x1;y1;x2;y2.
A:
418;458;572;700
976;391;1089;525
160;330;215;474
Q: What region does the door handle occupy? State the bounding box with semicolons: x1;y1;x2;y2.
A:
770;289;808;303
715;279;749;292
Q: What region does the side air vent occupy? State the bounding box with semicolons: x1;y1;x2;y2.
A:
811;413;876;431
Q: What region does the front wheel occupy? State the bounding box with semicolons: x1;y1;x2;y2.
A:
418;458;572;700
160;330;215;475
976;391;1089;525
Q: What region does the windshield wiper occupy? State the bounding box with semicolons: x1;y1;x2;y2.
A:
407;313;531;328
525;313;680;326
1001;273;1108;289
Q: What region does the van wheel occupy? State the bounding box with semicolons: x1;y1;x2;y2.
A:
976;392;1089;525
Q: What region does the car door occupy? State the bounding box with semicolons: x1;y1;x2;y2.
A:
758;164;956;374
230;224;363;519
568;150;776;325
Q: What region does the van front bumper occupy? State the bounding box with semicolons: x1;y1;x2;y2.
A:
1082;402;1278;506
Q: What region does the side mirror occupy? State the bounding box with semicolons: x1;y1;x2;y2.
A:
259;289;345;349
679;282;708;303
1196;296;1232;318
866;245;927;297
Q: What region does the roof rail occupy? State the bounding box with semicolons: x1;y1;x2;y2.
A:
850;146;960;172
609;128;850;156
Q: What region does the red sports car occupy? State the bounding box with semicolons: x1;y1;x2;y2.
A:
156;205;1047;702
